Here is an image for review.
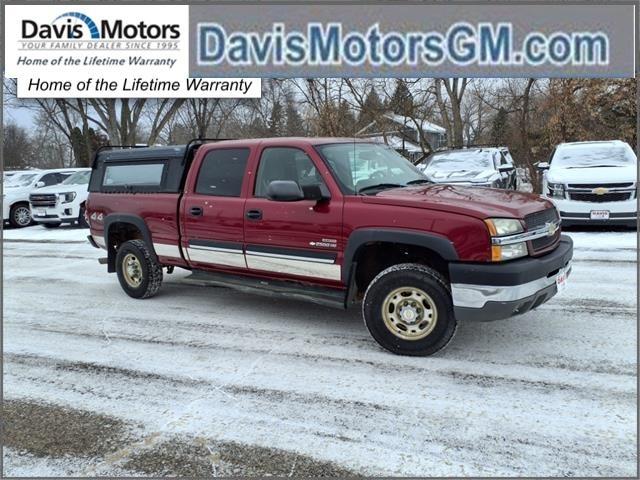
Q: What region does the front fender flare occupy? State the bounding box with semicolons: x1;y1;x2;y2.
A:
342;228;459;284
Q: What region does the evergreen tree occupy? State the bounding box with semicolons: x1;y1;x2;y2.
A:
389;80;414;117
70;127;108;167
357;88;383;130
285;96;305;136
268;101;284;136
337;100;357;136
490;107;508;145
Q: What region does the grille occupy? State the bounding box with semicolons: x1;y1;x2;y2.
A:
524;208;559;230
525;208;560;255
568;192;632;203
531;230;560;252
567;182;634;189
29;193;57;208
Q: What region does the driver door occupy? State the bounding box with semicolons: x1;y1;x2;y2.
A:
243;145;343;284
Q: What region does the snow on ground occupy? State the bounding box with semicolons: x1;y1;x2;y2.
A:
3;224;637;476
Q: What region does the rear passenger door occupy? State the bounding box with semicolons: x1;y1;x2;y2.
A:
180;147;251;271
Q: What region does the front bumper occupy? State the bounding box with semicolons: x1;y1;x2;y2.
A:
545;196;637;226
449;235;573;322
31;205;78;224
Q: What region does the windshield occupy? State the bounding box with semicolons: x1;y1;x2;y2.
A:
422;150;494;172
6;173;37;187
552;144;637;168
62;171;90;185
316;143;427;194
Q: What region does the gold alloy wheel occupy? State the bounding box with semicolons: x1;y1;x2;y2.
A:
381;286;438;340
122;253;143;288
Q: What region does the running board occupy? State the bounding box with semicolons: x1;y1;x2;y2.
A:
185;270;347;309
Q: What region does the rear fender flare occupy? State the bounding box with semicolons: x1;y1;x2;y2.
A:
103;214;157;272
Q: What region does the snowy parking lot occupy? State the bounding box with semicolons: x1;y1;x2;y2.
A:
3;225;637;476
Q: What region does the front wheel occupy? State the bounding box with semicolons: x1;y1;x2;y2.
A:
115;239;163;299
9;204;32;228
362;263;457;356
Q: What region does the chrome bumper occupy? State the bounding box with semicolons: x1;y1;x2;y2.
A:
452;262;571;308
449;235;573;322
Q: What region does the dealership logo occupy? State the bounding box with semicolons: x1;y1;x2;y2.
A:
21;11;180;40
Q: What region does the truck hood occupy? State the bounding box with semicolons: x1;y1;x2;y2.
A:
362;184;552;219
34;183;88;194
548;164;636;184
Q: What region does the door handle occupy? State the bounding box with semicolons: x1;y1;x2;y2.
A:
190;206;203;216
246;209;263;220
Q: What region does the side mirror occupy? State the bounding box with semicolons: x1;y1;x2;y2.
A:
537;162;550;170
301;184;331;202
266;180;304;202
498;164;514;172
35;181;45;188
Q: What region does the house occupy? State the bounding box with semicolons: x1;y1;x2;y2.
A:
357;112;447;161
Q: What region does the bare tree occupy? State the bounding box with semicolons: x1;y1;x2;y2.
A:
435;78;469;148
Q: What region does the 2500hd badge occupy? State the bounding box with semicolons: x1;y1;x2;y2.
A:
86;138;572;356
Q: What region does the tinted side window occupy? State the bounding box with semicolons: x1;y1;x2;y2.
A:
40;173;60;186
196;148;249;197
255;147;324;197
104;163;165;187
497;152;511;166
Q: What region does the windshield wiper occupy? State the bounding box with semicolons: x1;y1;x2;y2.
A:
406;179;431;185
357;183;404;195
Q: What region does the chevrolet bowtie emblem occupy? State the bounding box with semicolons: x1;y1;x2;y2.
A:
592;187;609;195
546;222;558;236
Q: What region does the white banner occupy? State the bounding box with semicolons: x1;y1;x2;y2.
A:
4;4;261;98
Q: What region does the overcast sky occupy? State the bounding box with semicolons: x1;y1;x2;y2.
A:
3;103;35;129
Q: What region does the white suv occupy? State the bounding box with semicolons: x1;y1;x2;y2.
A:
540;140;637;227
3;169;81;228
29;169;92;228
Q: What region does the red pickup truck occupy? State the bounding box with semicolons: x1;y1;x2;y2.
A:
86;138;572;356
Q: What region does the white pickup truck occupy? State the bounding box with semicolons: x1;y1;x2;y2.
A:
29;169;91;228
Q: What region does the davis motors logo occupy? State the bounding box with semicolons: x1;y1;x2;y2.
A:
21;11;180;41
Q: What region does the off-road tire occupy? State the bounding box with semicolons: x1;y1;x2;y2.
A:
9;203;32;228
115;239;163;299
363;263;457;356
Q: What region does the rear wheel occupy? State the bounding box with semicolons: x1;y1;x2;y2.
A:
115;239;163;299
9;204;31;228
362;263;457;356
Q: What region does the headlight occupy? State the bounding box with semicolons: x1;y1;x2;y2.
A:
485;218;524;236
496;242;528;260
60;192;76;203
484;218;527;261
547;182;565;199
